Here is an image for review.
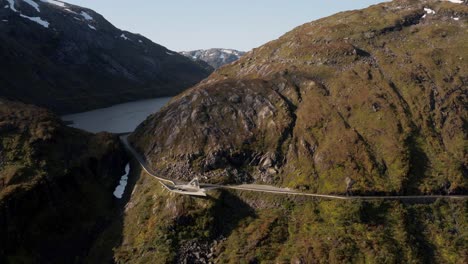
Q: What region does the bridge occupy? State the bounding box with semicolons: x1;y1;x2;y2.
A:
120;135;467;200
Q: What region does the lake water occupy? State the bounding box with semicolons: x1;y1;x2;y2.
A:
61;97;172;133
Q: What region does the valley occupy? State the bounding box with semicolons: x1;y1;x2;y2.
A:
0;0;466;263
62;97;172;133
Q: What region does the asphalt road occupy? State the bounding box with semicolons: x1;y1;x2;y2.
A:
120;135;467;200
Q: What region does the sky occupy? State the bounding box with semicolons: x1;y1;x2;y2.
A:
66;0;388;52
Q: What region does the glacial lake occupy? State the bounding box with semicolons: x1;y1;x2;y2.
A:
62;97;172;133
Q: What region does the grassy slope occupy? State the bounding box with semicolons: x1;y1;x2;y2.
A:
112;169;467;263
118;1;468;263
131;0;467;195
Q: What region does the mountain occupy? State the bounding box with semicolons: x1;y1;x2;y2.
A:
0;99;128;262
131;0;467;195
180;48;246;69
117;1;468;262
0;0;212;114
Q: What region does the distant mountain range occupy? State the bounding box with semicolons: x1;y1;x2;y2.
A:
180;48;246;69
0;0;211;114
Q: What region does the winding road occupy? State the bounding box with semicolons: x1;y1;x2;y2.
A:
120;135;467;200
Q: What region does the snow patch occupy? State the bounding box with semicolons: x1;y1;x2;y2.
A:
20;14;49;28
2;19;8;22
6;0;49;27
80;11;93;20
424;7;435;15
23;0;40;12
88;24;96;30
120;33;129;40
6;0;17;12
40;0;65;7
138;39;143;43
64;8;77;14
444;0;463;3
452;17;460;21
166;51;174;55
113;163;130;199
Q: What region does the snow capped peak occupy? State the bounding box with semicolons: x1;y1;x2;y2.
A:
180;48;246;69
2;0;103;32
222;49;234;54
6;0;50;28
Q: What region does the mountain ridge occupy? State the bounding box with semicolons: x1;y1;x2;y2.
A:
0;0;212;114
180;48;245;69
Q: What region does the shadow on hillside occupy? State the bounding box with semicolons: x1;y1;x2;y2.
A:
86;156;257;263
404;133;429;194
209;190;257;239
405;206;436;262
85;157;142;264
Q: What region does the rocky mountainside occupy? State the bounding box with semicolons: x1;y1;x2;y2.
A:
0;0;212;114
131;0;467;195
0;99;128;262
115;1;468;263
180;48;246;69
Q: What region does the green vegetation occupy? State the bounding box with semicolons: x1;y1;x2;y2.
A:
113;168;467;263
131;0;467;195
0;100;128;263
3;0;467;263
124;1;468;262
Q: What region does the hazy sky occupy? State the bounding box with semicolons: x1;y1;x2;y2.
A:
66;0;388;52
